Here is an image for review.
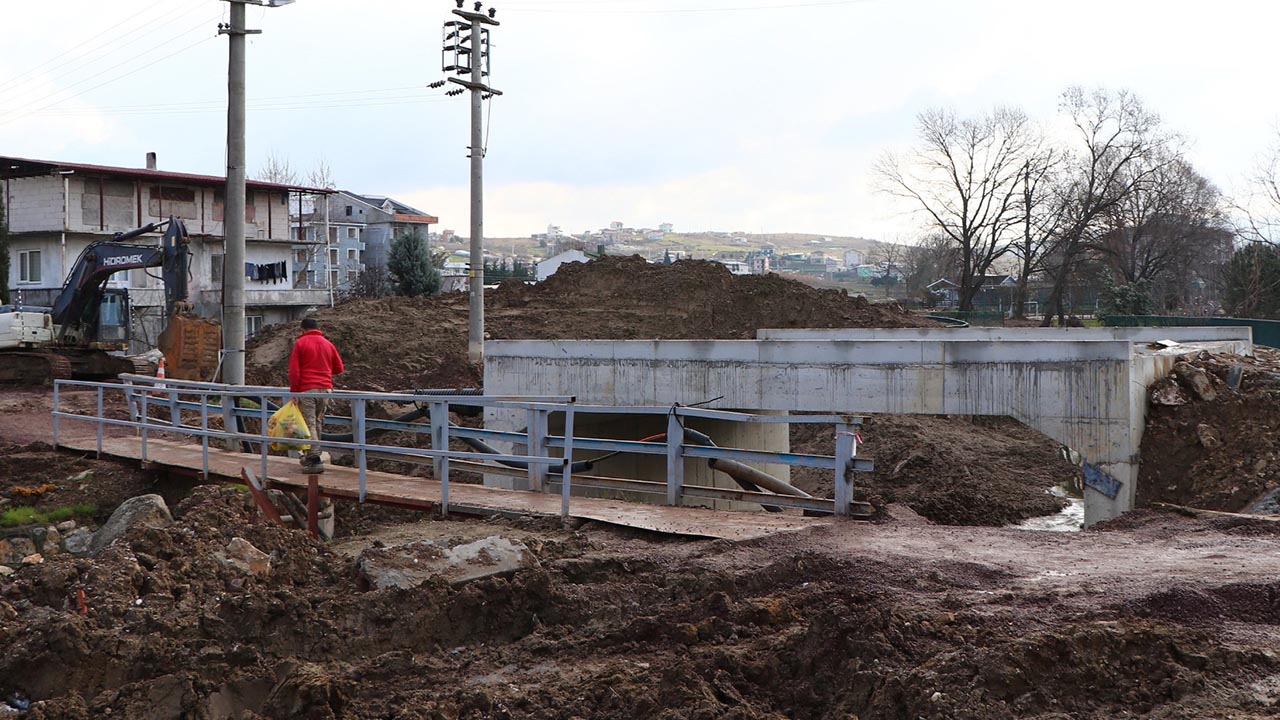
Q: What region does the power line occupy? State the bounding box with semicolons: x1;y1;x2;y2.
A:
0;0;209;98
0;33;220;128
22;94;455;119
505;0;876;12
0;0;194;94
22;86;449;115
0;11;222;117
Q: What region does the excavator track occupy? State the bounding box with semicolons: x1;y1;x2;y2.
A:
0;351;74;385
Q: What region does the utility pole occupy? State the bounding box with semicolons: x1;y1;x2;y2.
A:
436;1;500;364
218;0;293;385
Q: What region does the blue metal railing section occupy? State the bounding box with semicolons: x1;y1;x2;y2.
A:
51;374;871;517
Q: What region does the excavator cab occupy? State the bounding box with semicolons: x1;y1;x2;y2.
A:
94;289;130;347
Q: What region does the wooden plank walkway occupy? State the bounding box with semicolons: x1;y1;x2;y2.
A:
58;436;836;541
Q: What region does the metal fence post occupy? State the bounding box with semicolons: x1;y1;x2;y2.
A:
222;393;236;452
439;418;451;516
354;397;367;502
561;404;575;517
95;385;103;458
52;382;61;447
200;391;209;479
429;401;448;482
834;422;854;517
140;388;149;462
666;411;683;506
259;394;269;482
168;388;180;440
527;408;547;492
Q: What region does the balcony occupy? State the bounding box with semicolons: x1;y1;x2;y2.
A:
197;288;331;308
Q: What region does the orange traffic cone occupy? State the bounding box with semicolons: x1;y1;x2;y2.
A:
156;356;167;379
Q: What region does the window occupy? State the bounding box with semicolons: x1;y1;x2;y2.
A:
347;270;358;283
18;250;41;283
246;315;264;338
329;270;339;287
329;227;338;243
345;205;352;217
346;227;357;239
328;248;338;265
346;248;357;261
211;253;224;284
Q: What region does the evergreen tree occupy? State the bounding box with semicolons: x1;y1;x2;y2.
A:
387;231;441;297
662;249;673;266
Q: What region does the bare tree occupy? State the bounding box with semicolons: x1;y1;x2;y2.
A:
307;158;335;191
255;149;297;184
900;234;959;303
1039;87;1172;326
877;106;1033;310
1091;155;1223;285
1008;144;1064;318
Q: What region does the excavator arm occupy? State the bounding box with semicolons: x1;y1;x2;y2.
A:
51;217;192;344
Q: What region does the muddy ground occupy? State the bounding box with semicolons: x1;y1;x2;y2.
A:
4;473;1280;719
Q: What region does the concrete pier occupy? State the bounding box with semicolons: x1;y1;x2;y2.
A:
485;328;1251;525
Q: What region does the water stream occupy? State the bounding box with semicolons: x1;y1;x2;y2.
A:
1013;485;1084;532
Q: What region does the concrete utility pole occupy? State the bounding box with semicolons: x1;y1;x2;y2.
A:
438;1;501;364
218;0;293;385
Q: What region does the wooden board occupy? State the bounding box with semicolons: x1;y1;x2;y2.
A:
58;436;837;541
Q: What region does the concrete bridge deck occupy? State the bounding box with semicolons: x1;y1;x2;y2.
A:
58;436;834;541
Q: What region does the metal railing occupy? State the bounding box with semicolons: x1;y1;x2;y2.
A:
52;374;872;517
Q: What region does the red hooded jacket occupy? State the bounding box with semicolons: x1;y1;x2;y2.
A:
288;329;345;393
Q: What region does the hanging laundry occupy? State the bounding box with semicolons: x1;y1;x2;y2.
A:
245;262;258;280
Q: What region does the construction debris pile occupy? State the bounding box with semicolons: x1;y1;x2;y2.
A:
247;256;932;391
1141;348;1280;513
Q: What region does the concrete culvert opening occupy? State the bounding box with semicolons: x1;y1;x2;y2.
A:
790;413;1082;527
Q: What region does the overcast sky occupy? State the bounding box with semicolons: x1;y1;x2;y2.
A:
2;0;1277;239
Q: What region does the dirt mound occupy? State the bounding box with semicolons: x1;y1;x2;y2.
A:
791;415;1076;526
247;256;931;391
1140;348;1280;513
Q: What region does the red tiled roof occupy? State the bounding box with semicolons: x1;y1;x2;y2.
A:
394;213;438;224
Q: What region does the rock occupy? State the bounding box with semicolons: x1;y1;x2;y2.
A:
1150;377;1190;406
62;528;93;556
56;520;76;533
89;494;172;555
1196;423;1221;449
221;538;271;577
0;566;13;578
0;537;36;566
41;527;61;556
21;553;43;565
1173;362;1217;402
357;535;533;590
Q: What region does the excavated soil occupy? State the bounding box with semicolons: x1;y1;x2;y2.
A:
1140;348;1280;512
246;256;931;392
0;442;159;525
5;486;1280;718
791;415;1076;526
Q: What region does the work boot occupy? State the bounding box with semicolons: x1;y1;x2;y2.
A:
301;455;325;474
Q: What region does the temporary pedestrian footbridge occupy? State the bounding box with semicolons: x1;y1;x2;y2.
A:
51;375;873;540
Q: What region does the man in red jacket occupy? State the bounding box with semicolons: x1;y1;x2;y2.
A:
288;316;345;473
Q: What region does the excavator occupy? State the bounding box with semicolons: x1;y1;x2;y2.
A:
0;216;220;383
